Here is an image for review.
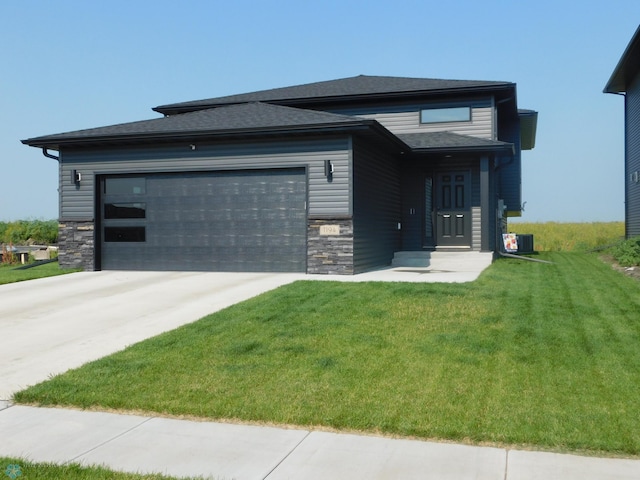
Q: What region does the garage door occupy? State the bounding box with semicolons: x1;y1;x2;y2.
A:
99;169;307;272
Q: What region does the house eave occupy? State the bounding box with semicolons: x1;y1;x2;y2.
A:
154;84;517;116
604;25;640;94
21;120;389;151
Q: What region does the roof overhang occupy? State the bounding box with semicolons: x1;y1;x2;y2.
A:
397;131;514;156
605;25;640;94
22;103;402;152
519;109;538;150
154;75;517;116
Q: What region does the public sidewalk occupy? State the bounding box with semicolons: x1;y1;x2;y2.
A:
1;404;639;480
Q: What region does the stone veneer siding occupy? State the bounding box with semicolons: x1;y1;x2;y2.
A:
307;218;354;275
58;220;95;270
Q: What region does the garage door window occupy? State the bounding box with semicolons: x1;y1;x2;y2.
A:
104;203;146;219
105;177;146;195
104;226;146;242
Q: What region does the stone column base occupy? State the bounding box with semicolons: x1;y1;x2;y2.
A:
307;218;354;274
58;220;95;271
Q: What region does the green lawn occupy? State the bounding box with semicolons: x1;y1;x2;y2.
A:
0;262;77;285
0;458;194;479
14;253;640;456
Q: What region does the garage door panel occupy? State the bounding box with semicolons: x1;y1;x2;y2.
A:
100;169;306;272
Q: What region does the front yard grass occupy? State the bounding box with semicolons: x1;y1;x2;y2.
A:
0;457;194;479
0;262;77;285
14;252;640;457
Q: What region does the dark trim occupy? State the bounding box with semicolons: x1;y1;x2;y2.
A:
59;217;94;222
308;215;353;220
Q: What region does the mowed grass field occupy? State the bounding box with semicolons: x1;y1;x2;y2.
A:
15;248;640;457
508;221;624;251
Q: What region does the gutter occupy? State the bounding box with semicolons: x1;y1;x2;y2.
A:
41;148;59;160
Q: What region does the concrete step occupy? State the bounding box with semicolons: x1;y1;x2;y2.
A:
391;251;494;269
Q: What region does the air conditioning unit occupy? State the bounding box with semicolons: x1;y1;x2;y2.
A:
516;234;534;254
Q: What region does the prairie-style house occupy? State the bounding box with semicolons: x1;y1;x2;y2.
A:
23;75;537;273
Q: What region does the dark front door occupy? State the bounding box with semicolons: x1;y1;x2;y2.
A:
435;171;471;247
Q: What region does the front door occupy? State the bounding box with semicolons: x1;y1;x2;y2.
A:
435;171;471;247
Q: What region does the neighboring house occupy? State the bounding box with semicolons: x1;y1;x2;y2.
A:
605;26;640;238
22;75;537;274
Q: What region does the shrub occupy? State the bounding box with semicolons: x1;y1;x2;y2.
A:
0;220;58;244
609;237;640;267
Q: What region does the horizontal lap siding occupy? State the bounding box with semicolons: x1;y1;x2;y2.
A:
626;75;640;237
329;101;494;139
59;138;352;219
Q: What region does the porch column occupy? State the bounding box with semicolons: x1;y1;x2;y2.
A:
480;156;490;251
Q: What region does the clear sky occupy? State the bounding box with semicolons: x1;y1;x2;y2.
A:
2;1;639;222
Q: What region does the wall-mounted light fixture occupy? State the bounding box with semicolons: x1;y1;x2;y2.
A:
632;171;639;183
324;160;334;178
72;169;81;185
190;144;196;151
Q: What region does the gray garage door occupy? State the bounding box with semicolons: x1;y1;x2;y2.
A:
99;169;307;272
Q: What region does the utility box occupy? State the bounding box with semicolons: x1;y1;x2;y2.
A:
516;234;534;254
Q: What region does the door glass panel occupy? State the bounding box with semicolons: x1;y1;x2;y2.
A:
455;185;464;208
442;185;451;209
424;177;433;238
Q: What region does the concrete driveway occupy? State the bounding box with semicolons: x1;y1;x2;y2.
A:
0;271;302;400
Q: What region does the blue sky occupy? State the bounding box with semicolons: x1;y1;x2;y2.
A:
1;1;638;222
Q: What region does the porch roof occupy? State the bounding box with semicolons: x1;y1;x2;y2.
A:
397;131;514;154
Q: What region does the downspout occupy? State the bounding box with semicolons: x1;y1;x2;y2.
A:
42;148;59;160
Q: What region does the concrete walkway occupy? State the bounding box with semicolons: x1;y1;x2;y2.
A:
1;404;638;480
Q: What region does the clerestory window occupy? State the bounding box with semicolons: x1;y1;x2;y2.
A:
420;106;471;124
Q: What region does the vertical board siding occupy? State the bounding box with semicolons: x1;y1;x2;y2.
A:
60;138;352;219
626;75;640;237
352;138;401;272
328;101;494;139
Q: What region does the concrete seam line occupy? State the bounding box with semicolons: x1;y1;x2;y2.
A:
504;449;510;480
262;430;312;479
66;415;156;464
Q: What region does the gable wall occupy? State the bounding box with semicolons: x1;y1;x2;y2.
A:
626;73;640;237
326;99;494;139
59;137;353;220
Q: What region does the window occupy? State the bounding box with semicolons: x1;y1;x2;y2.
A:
420;106;471;124
104;203;146;219
104;227;146;242
105;177;146;195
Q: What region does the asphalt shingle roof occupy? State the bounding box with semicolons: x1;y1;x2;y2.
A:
397;132;513;152
22;103;368;148
154;75;514;114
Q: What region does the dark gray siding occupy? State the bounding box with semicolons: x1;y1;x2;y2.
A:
626;74;640;237
352;137;401;272
59;138;352;220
